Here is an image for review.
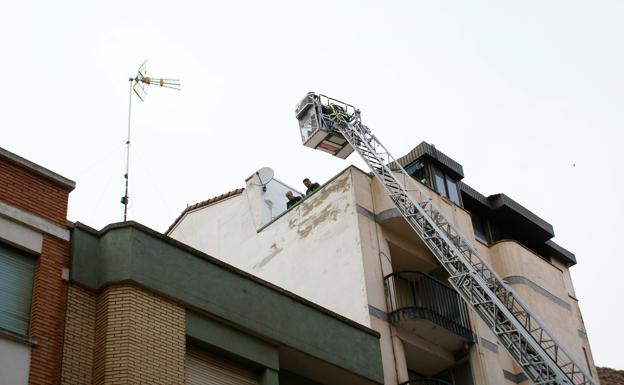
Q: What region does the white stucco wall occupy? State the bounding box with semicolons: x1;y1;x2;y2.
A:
0;337;31;385
169;169;371;326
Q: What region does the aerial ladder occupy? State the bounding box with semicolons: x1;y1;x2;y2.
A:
294;92;597;385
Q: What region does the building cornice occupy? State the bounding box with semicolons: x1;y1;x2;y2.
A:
0;147;75;191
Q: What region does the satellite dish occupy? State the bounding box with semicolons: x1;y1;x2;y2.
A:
251;167;274;191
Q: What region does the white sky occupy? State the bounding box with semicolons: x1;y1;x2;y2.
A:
2;0;622;370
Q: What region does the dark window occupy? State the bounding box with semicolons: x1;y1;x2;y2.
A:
492;225;506;243
432;166;461;205
0;242;36;335
447;179;460;204
471;213;489;243
433;168;447;198
405;161;427;185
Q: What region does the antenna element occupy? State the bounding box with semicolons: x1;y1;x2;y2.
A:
122;60;180;221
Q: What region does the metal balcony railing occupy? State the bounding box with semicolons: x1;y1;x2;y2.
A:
384;271;473;341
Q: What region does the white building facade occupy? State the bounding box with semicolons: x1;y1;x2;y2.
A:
168;142;600;385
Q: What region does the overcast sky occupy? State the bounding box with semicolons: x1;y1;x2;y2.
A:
2;0;622;370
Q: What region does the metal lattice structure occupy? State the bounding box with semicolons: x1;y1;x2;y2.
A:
295;93;597;385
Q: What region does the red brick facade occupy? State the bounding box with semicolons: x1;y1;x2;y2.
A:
0;158;69;227
28;236;70;384
0;154;73;385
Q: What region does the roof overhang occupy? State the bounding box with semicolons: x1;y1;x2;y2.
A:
394;141;464;180
488;193;555;242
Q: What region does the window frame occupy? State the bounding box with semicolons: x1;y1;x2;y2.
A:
0;242;37;337
431;166;462;206
404;160;430;187
470;212;491;244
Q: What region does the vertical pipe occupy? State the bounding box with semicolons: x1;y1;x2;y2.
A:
123;78;133;221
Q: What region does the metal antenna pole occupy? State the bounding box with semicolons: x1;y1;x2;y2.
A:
121;60;179;221
122;78;133;221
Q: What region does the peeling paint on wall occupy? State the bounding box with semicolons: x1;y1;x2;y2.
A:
286;175;353;239
299;174;351;217
292;205;341;238
169;169;372;326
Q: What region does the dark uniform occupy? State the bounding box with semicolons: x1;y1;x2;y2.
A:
306;182;320;196
287;195;302;209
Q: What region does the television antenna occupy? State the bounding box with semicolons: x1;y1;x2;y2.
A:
121;60;180;221
251;167;274;192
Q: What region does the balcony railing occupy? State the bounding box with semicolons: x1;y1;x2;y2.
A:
384;271;473;341
399;379;451;385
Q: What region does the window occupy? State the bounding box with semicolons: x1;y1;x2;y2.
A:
432;166;461;205
433;168;447;198
405;161;427;185
186;346;259;385
298;107;319;144
0;243;36;336
447;178;460;204
471;213;489;243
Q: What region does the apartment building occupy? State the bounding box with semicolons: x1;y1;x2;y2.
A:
0;147;75;385
1;147;383;385
168;141;600;385
62;221;382;385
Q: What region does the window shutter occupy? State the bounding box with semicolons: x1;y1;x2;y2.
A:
0;243;37;336
186;346;259;385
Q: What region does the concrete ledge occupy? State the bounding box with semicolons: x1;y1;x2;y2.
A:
0;327;37;347
367;305;389;322
504;275;571;311
0;215;43;254
0;201;70;241
355;205;401;224
186;311;279;371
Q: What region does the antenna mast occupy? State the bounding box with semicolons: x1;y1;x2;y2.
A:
122;60;180;221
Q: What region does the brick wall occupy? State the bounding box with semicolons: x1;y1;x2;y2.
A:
0;153;73;384
92;285;186;385
0;158;70;227
60;285;96;385
28;235;70;385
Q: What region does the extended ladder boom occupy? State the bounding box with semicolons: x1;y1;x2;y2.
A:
296;93;597;385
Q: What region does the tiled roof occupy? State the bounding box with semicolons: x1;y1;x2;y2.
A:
165;188;244;235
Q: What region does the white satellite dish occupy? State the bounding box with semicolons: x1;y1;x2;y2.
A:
251;167;274;191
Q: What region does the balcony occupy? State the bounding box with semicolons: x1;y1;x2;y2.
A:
384;271;474;348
